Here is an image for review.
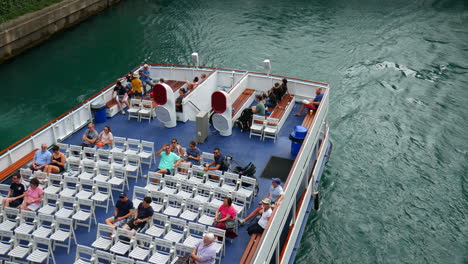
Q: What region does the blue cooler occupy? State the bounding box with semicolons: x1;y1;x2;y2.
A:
91;100;107;123
289;125;308;155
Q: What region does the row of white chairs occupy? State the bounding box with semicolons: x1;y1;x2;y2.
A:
78;239;194;264
127;99;155;123
0;230;57;264
250;115;280;142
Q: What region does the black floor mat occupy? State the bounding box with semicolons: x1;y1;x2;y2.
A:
260;156;295;182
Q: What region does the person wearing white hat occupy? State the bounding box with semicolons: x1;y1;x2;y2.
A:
246;198;272;235
140;64;153;94
131;72;143;98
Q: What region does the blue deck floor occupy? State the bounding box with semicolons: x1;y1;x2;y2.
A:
54;103;305;264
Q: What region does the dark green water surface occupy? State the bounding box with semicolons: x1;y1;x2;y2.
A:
1;0;467;263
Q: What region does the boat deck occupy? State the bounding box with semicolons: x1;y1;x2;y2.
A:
47;102;307;263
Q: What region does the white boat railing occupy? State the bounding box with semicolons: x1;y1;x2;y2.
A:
252;85;330;264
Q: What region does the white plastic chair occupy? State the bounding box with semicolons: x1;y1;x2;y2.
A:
110;228;133;256
164;217;186;243
208;226;226;260
193;184;212;204
138;100;154;123
148;238;173;264
237;176;257;207
183;222;206;247
95;163;112;183
59;176;79;198
94;249;114;263
263;117;280;142
0;207;19;231
188;165;207;185
173;162;191;181
27;236;56;264
111;151;126;170
163;194;183;217
128;99;141;121
138;140;155;167
82;147;97;163
56;196;76;218
73;244;94;264
205;170;223;188
14;210;36;235
66;158;81;177
43;173;63;195
96;148;111;166
201;152;214;165
108;167;128;192
249;114;265;139
91;181;113;213
180;199;202;222
19;168;32;185
177;180;196;199
111;136;127;154
0;230;14;258
32;213;55;238
159;175;179;195
125;154;142;179
145;213;169;238
76;178;94;200
51;217;77;254
128;233;153;261
72;198;97;232
198;203;218;226
232;192;247;218
145;172;163;193
68;145;83;163
39;193;59;215
132;186;149;208
78;160;96;180
124;138;141;155
148;191;166;213
221;172;240;193
115;255;135;264
170;243;194;264
8;233;31;262
91;224;114;251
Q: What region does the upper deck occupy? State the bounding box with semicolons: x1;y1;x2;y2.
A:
0;64;330;264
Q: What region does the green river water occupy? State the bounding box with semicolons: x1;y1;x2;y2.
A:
0;0;467;263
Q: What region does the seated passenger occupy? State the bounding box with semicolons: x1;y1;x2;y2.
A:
20;178;43;211
81;123;99;148
30;144;51;172
186;77;199;91
113;80;130;114
175;89;184;112
123;196;154;233
246;198;272;236
131;72;143;98
214;197;238;239
140;64;153;94
98;125;114;150
265;86;278;108
294;87;323;116
280;78;290;98
185;141;202;165
204;148;227;180
156;144;184;175
44;145;66;175
238;178;284;225
170;138;183;156
252;94;266;116
125;73;134;92
190;233;217;264
105;193;134;229
2;175;26;208
200;73;207;82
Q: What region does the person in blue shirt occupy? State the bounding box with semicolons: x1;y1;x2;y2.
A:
139;64;153;94
123;196;154;233
294;87;324;116
30;144;51;171
105;193;134;229
185;141;202;165
204;148;225;172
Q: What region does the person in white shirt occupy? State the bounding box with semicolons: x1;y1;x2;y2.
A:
97;125;114;149
247;198;272;235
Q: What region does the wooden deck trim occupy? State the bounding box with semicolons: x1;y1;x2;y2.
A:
241;233;262;264
0;149;37;181
270;95;293;119
232;88;255;117
301;111;316;128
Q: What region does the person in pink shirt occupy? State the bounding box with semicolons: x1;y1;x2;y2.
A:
214;197;238;239
20;178;43;211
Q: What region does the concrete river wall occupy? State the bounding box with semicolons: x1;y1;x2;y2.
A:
0;0;121;62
